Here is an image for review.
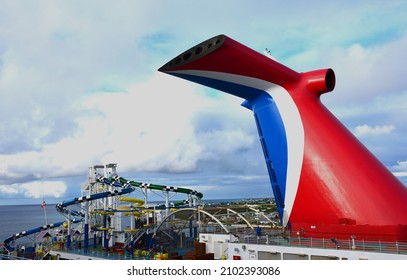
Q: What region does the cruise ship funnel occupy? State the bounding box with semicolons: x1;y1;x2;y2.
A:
159;34;407;241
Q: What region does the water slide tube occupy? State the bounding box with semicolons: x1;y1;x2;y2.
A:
111;175;203;201
119;197;145;206
158;34;407;241
3;219;82;251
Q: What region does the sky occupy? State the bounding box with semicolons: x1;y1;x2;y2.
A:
0;0;406;205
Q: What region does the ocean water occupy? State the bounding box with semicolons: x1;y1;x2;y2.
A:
0;204;61;244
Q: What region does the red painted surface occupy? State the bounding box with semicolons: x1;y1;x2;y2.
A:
290;73;407;241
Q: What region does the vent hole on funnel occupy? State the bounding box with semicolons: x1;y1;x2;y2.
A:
326;69;336;91
174;57;182;64
183;52;192;61
195;46;203;55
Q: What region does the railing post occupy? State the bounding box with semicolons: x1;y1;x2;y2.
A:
297;231;301;247
351;236;356;250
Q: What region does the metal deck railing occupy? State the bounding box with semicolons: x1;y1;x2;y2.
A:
241;235;407;255
202;225;407;255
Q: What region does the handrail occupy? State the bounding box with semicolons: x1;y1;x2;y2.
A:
200;226;407;255
241;234;407;255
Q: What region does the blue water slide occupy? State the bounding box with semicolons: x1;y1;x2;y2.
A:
3;219;82;251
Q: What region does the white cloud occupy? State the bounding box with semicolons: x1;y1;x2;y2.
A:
390;161;407;184
0;181;67;199
336;34;406;98
0;185;19;195
392;160;407;172
20;181;67;199
0;72;256;182
394;172;407;177
353;124;395;137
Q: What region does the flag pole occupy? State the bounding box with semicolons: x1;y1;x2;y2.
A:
41;199;48;225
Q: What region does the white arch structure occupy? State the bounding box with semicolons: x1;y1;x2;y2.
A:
246;206;278;226
153;208;230;237
226;208;254;230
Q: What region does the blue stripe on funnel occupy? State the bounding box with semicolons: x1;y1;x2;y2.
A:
171;73;288;220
